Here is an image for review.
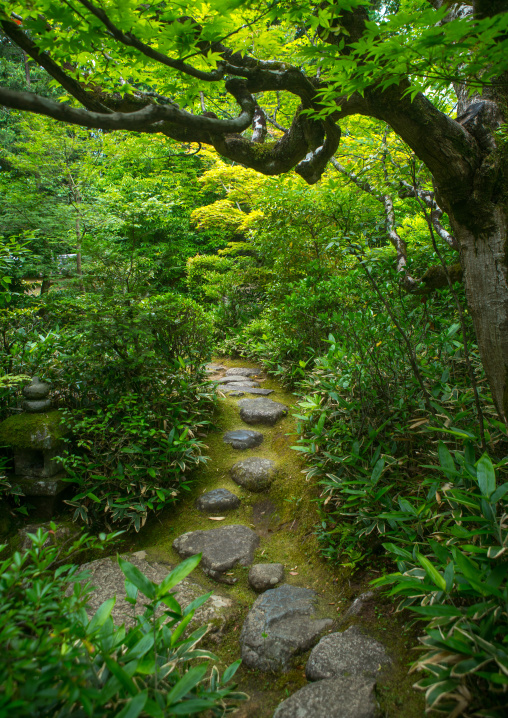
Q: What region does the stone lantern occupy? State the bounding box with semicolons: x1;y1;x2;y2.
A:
0;377;67;499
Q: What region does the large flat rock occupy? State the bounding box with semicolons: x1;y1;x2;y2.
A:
81;551;233;638
173;525;259;583
240;584;333;672
238;398;288;425
223;430;264;450
272;676;379;718
306;626;391;681
231;457;277;492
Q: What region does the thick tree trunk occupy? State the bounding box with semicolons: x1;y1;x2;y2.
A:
450;205;508;422
438;92;508;421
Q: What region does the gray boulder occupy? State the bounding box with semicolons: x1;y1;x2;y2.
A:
231;457;277;492
272;676;379;718
249;563;284;592
196;488;241;513
223;430;264;450
173;525;259;583
306;626;391;681
240;584;333;672
238;398;288;425
81;551;233;639
225;368;260;377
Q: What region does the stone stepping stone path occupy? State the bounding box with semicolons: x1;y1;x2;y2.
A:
273;676;379;718
240;584;333;672
214;376;261;385
225;368;260;377
231;456;277;492
223;429;264;449
225;387;274;396
306;626;391;681
238;397;288;425
173;524;259;584
153;363;393;716
196;488;241;512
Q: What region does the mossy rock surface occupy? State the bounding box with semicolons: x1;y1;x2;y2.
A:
0;411;67;449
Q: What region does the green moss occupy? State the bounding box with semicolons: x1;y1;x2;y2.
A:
0;411;67;449
0;410;67;449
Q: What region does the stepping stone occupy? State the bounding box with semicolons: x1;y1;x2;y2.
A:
231;457;277;492
223;430;264;450
215;376;260;385
220;381;260;391
227;390;245;396
249;563;284;592
225;368;260;377
240;584;333;672
306;626;391;681
173;525;259;583
205;363;226;373
234;388;274;396
196;488;241;513
238;398;288;425
272;676;378;718
79;551;234;639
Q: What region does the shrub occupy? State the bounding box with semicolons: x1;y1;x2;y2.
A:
0;526;246;717
1;290;216;530
374;445;508;718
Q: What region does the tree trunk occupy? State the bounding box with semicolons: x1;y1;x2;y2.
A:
450;205;508;422
438;94;508;421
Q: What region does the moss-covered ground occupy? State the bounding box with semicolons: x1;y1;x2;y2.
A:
132;359;426;718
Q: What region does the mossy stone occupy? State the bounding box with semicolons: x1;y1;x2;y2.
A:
0;411;67;450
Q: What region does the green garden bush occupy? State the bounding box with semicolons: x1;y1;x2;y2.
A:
0;527;246;717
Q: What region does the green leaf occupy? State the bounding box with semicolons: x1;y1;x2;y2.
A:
222;659;242;684
370;458;385;485
115;691;148;718
166;663;208;705
87;597;115;635
124;633;155;661
156;554;202;597
490;482;508;504
104;656;138;696
476;455;496;499
382;542;413;560
118;557;156;599
416;553;446;591
438;441;455;479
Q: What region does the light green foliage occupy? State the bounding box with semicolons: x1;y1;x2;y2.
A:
0;528;246;717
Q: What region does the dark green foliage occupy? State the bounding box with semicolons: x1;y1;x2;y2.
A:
39;291;215;531
0;527;246;717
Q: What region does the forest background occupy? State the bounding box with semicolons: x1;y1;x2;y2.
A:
1;1;508;717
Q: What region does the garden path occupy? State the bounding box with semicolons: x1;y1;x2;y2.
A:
91;359;424;717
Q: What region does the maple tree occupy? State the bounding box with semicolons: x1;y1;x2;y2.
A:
1;0;508;419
